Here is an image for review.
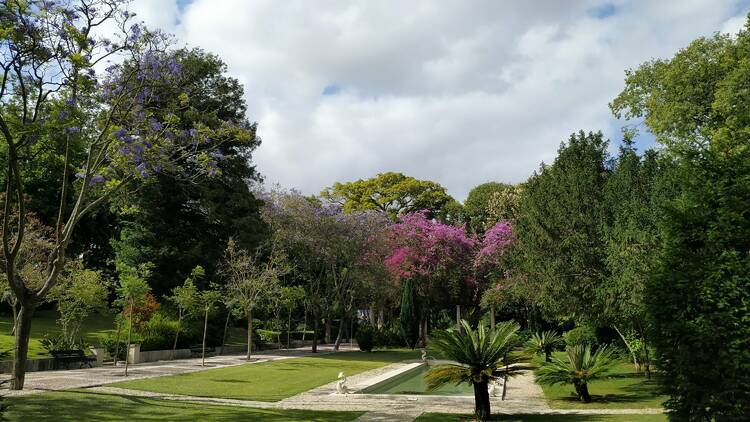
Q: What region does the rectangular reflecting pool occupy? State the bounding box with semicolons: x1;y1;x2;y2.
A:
361;363;474;396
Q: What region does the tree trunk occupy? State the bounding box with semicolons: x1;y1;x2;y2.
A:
501;353;509;400
334;314;345;351
325;313;332;344
472;380;491;421
172;311;182;360
125;301;134;376
377;307;384;329
10;303;35;390
574;381;591;403
202;307;209;366
614;325;640;372
10;302;18;336
490;304;496;332
246;308;253;360
302;308;308;341
642;339;652;379
221;312;231;355
311;314;319;353
456;304;461;332
287;309;292;349
113;319;123;367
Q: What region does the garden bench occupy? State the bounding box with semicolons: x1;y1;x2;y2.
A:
189;344;215;357
51;350;96;370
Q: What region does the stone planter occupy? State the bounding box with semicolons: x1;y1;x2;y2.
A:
89;346;105;367
127;343;141;364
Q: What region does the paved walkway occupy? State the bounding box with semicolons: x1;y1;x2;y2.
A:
4;347;664;421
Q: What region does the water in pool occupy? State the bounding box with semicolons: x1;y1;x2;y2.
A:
363;364;474;395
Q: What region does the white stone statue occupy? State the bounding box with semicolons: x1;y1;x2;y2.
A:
488;379;501;397
421;349;428;362
336;372;349;394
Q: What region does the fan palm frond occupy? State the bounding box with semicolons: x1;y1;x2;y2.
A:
535;344;617;403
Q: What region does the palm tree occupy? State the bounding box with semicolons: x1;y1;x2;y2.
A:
425;319;521;421
524;330;564;362
536;344;616;403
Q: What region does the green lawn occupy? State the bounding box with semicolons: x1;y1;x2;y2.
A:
4;390;362;421
415;413;666;422
113;349;419;401
537;360;668;409
0;310;115;360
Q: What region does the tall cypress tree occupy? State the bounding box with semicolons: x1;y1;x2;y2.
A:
399;279;419;349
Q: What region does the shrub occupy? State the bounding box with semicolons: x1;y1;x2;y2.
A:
40;334;88;353
373;325;404;348
356;324;374;352
524;330;564;362
101;335;127;361
564;326;598;347
140;313;179;352
536;344;616;403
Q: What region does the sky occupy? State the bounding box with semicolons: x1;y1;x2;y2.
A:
130;0;750;202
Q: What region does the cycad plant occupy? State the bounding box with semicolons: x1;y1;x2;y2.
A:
425;319;521;421
536;344;616;403
524;330;564;362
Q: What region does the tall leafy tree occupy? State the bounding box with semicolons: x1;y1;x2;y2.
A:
321;172;456;221
512;131;610;321
611;18;750;419
463;182;515;233
111;48;265;297
0;1;246;389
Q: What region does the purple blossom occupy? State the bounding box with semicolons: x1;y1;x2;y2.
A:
89;174;105;185
113;128;127;138
65;126;80;134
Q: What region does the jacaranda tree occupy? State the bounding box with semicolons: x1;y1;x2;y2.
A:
0;0;249;389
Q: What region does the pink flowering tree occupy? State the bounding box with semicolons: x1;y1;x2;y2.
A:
383;211;478;341
1;1;244;389
474;221;515;329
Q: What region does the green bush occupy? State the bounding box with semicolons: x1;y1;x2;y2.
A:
140;313;179;352
373;325;404;348
40;334;88;353
100;335;127;361
355;324;374;352
564;326;598;347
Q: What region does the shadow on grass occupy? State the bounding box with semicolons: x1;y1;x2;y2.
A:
417;413;665;422
6;390;360;422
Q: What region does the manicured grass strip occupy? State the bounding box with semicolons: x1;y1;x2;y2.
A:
4;390;362;421
537;361;668;409
0;311;115;360
113;349;419;402
415;413;666;422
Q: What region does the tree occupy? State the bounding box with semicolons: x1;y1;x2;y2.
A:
512;131;610;321
167;266;201;359
536;344;616;403
47;259;108;344
463;182;515;233
598;140;668;378
0;1;247;389
425;320;521;421
524;330;564;363
321;172;455;220
222;239;287;360
115;262;151;377
262;190;389;353
383;211;478;341
399;278;418;348
610;17;750;419
198;285;221;367
279;286;305;347
111;48;265;297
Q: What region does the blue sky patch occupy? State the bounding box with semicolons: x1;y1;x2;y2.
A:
588;3;617;19
322;84;342;96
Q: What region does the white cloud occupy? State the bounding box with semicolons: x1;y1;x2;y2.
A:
131;0;750;201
